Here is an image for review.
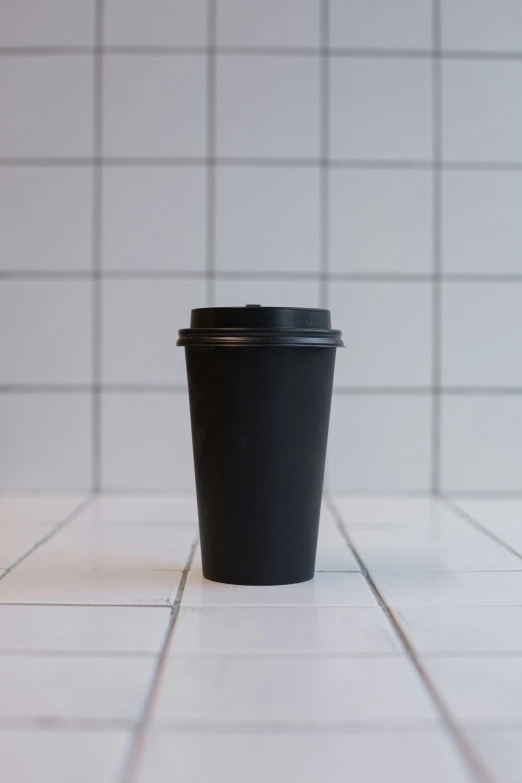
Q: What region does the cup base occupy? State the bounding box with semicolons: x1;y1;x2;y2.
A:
201;568;315;587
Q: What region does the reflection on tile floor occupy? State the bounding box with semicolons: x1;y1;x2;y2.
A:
0;494;521;781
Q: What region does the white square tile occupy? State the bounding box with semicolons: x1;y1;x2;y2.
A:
330;282;432;387
216;167;320;274
372;570;522;606
442;0;522;52
83;494;198;523
0;568;182;605
103;55;206;157
101;393;195;491
0;394;92;491
216;56;320;158
442;283;522;387
0;495;86;525
0;56;92;156
104;0;206;46
170;606;398;652
0;281;91;384
466;729;522;783
441;397;522;493
348;522;484;547
330;59;432;160
443;61;522;162
217;0;319;47
102;167;205;271
138;730;472;783
22;523;196;570
358;541;520;573
102;280;205;385
0;0;94;45
153;654;437;723
316;504;350;550
333;502;473;532
0;654;155;720
442;171;522;274
314;546;360;571
214;278;320;308
396;607;522;652
0;730;130;783
183;571;375;606
330;0;431;49
423;656;522;722
0;168;92;272
0;605;170;653
329;169;432;274
328;395;432;492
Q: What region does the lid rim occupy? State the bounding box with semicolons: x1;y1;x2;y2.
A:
177;328;343;348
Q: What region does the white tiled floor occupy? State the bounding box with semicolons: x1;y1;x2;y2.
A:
0;495;521;782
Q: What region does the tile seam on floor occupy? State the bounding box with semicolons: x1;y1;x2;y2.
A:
0;716;136;731
0;603;177;608
118;536;199;783
152;718;443;734
0;496;93;582
0;650;159;658
443;497;522;562
325;493;494;783
164;650;404;658
0;717;442;734
180;602;378;607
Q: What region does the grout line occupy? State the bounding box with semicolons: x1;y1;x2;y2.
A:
6;270;522;282
0;603;180;608
142;650;403;659
445;491;522;498
6;599;522;608
160;648;522;658
0;717;444;734
2;45;522;60
319;0;330;489
143;718;445;734
443;497;522;562
0;385;187;393
0;649;158;658
319;0;329;311
7;384;522;396
431;0;443;496
325;494;494;783
3;157;522;170
119;537;198;783
0;717;136;731
0;496;93;582
205;0;217;306
105;520;197;527
91;0;104;493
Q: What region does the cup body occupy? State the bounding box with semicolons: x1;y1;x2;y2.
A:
184;345;336;585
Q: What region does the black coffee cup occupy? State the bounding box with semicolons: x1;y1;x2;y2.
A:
177;305;343;586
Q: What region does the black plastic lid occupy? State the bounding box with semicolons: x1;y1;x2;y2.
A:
177;306;343;348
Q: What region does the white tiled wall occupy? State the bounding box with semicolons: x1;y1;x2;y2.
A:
1;0;521;494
